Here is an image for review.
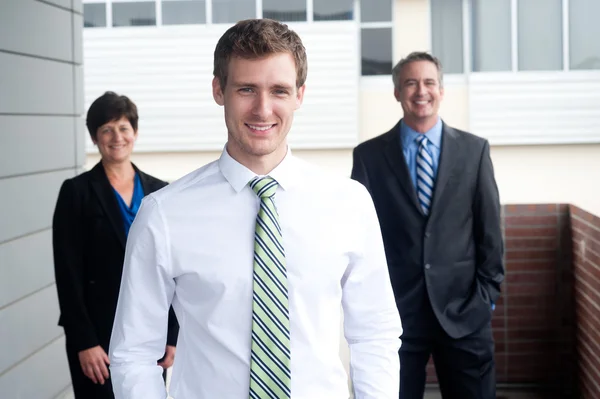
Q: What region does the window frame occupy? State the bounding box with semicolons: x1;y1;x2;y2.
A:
428;0;580;75
358;0;395;77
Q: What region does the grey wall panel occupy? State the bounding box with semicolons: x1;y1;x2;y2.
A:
0;1;73;62
37;0;72;10
0;230;55;309
0;116;76;178
0;169;75;243
0;285;63;374
0;335;71;399
75;117;86;167
0;53;75;115
72;0;83;13
74;65;84;115
73;13;83;64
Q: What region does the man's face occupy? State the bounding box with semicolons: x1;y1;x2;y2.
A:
213;52;305;167
394;60;444;128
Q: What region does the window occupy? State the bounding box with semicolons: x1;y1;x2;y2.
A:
518;0;562;71
263;0;306;22
112;1;156;26
84;3;107;27
360;0;392;76
313;0;353;21
212;0;256;24
430;0;463;74
360;0;391;23
471;0;511;72
569;0;600;70
162;0;206;25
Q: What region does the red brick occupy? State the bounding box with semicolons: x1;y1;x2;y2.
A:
504;204;558;215
505;249;557;261
505;271;557;284
504;215;558;227
507;294;556;308
505;238;557;250
506;259;557;272
507;328;554;340
506;281;556;296
505;227;558;238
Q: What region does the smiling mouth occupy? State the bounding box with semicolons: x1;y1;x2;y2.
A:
246;123;276;132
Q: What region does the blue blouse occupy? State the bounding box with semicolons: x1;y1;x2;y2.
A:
113;172;144;237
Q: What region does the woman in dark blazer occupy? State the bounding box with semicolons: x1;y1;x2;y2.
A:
52;92;179;398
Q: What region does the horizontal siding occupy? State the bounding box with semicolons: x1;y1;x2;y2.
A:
0;285;63;374
83;22;359;152
0;335;71;399
0;230;55;309
0;169;75;243
0;0;74;62
469;71;600;145
0;115;76;178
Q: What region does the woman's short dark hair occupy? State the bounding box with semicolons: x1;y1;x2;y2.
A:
86;91;139;140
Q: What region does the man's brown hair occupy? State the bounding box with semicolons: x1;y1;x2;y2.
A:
213;18;308;90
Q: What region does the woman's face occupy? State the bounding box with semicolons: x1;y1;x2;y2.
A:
93;116;138;164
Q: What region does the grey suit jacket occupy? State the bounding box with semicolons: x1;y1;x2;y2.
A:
351;119;504;339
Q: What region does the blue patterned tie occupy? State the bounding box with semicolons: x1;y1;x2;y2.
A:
248;177;291;399
416;135;435;215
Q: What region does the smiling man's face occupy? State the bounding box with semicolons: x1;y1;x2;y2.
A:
394;60;444;131
213;52;305;170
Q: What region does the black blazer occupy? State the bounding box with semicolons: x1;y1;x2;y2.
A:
351;120;504;339
52;162;179;353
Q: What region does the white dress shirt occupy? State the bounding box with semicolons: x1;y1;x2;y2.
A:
109;148;402;399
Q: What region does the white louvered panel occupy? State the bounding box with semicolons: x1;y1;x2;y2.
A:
469;71;600;145
83;22;359;153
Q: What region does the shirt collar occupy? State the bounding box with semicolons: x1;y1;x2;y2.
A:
399;117;443;149
218;145;297;193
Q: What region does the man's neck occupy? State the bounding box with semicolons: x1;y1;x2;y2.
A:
403;116;439;134
226;143;287;176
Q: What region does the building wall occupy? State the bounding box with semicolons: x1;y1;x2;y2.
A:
0;0;85;398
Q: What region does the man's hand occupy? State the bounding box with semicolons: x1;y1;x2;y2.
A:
78;346;110;385
158;345;176;369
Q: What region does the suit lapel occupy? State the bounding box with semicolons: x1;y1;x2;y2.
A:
383;121;423;214
429;123;458;216
90;162;126;249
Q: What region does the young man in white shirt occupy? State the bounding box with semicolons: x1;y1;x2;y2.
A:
109;18;402;399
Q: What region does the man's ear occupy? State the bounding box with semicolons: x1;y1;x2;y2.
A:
212;76;225;106
394;87;401;102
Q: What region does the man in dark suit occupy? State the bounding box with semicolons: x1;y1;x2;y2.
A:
351;52;504;399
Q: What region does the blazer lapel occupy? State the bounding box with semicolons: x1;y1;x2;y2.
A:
429;123;458;216
383;121;423;214
90;162;126;249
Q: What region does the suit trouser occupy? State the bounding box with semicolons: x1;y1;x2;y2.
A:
399;319;496;399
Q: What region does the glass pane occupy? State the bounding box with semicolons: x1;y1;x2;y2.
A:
213;0;255;23
569;0;600;70
314;0;353;21
360;0;391;23
471;0;511;72
518;0;562;71
112;2;156;27
163;0;205;25
84;3;106;28
431;0;463;74
263;0;306;22
361;28;392;76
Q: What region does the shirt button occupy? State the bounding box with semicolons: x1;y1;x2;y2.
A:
425;264;431;270
425;232;431;238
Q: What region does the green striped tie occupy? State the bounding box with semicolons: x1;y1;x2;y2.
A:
248;177;291;399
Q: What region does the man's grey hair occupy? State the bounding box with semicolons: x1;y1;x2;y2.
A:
391;51;444;90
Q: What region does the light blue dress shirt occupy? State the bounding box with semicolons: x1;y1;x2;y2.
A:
399;117;443;190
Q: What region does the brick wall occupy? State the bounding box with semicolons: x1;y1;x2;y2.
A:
426;204;577;397
571;205;600;398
